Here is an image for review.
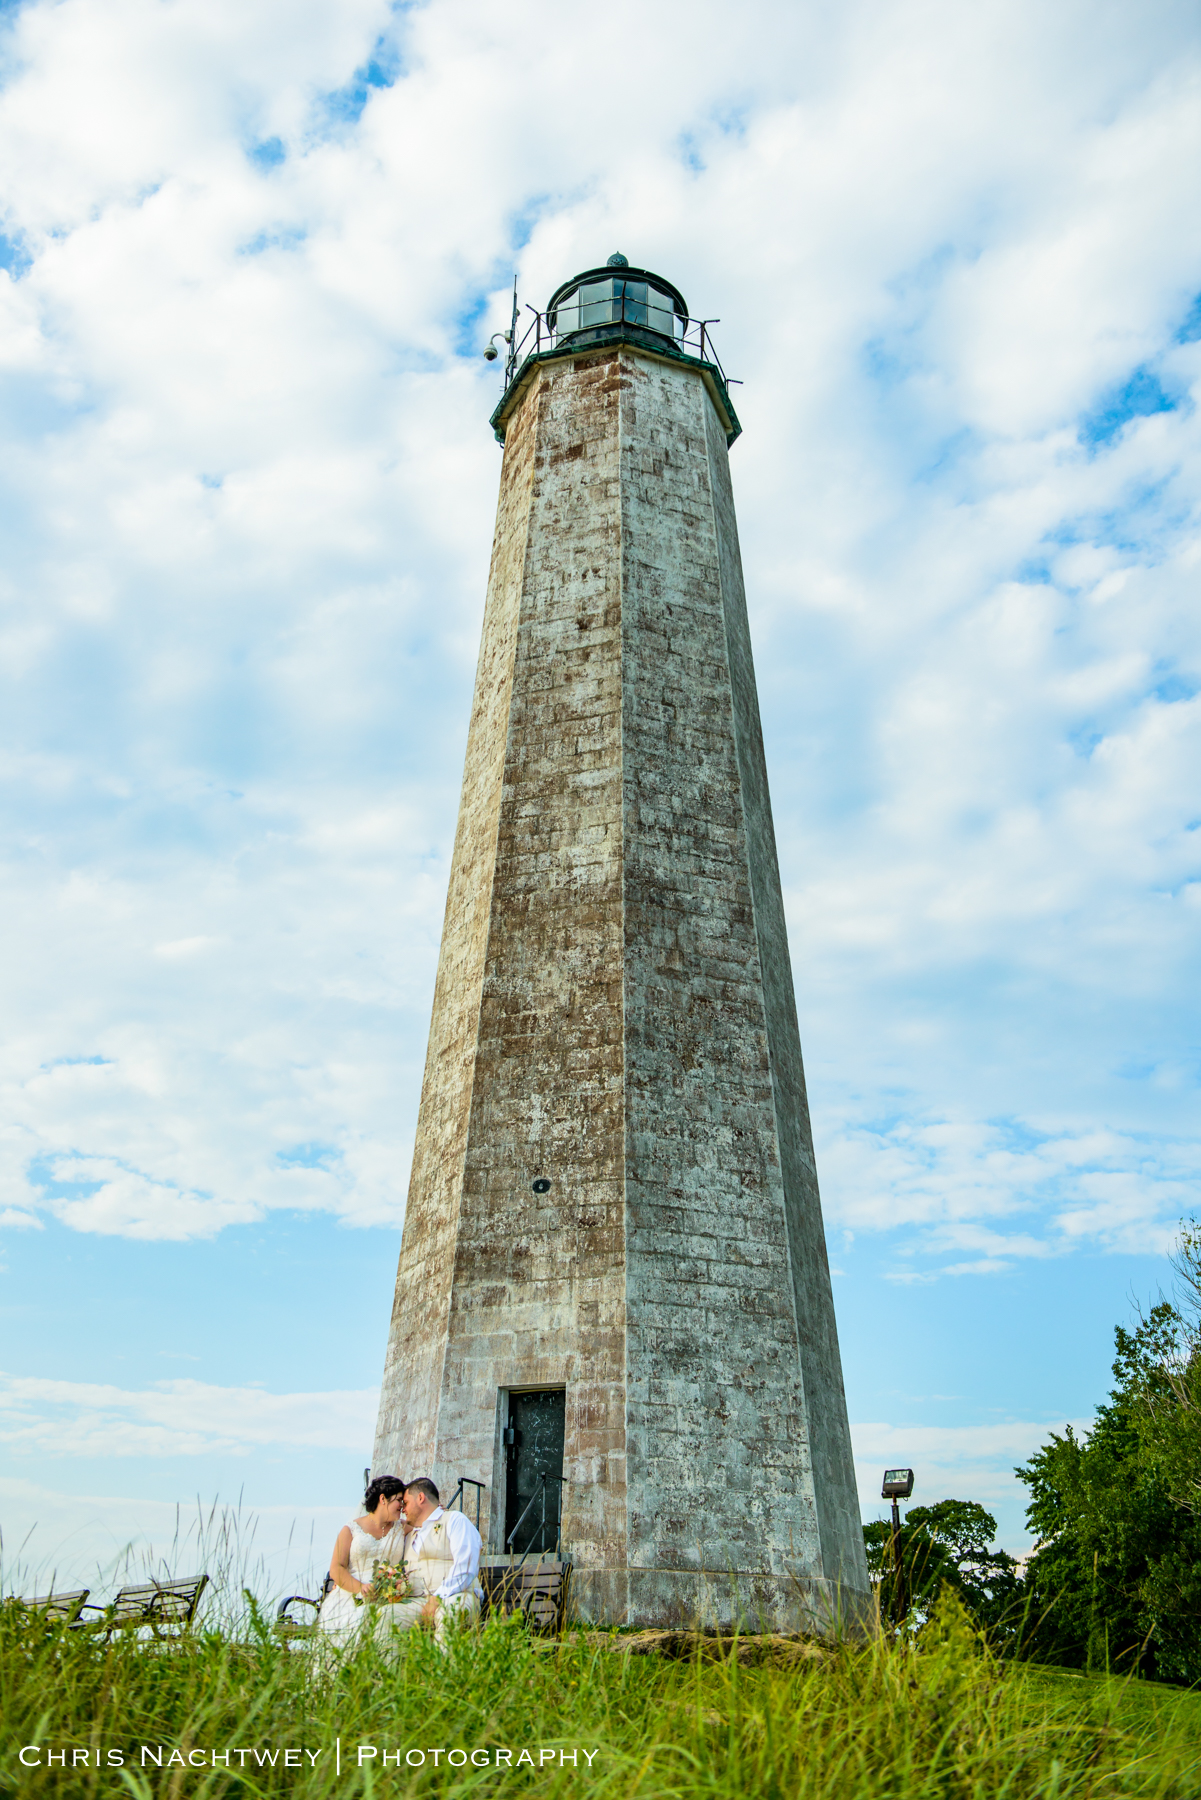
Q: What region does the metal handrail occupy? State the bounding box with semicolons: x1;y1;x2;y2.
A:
447;1476;485;1530
502;287;738;398
504;1472;567;1570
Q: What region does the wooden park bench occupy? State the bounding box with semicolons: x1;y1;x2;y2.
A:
480;1557;571;1633
478;1468;571;1631
275;1575;332;1639
8;1588;90;1625
72;1576;209;1640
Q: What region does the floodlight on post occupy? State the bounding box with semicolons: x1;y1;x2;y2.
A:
881;1468;914;1625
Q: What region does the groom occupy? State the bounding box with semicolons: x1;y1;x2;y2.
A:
395;1477;483;1644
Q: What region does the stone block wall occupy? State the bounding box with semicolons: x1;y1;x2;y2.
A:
373;343;869;1628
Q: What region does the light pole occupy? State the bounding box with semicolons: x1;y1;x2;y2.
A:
881;1467;914;1624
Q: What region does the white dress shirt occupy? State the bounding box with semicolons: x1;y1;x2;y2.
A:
409;1505;482;1600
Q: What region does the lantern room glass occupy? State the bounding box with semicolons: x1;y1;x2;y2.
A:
552;277;683;344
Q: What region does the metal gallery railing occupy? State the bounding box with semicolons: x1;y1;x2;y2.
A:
501;288;738;399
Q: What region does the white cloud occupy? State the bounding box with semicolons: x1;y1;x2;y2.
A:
818;1118;1198;1272
152;936;222;960
0;0;1195;1281
852;1418;1091;1550
0;1371;379;1457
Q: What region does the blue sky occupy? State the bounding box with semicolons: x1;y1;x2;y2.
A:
1;0;1199;1597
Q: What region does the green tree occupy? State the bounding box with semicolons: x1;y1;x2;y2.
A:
907;1498;1021;1631
863;1514;956;1623
1016;1283;1201;1683
863;1497;1018;1633
1126;1221;1201;1519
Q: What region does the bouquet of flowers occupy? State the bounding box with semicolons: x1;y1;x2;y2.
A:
355;1562;412;1606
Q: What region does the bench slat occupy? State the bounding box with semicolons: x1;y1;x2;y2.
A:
11;1590;90;1623
73;1575;209;1635
479;1560;571;1632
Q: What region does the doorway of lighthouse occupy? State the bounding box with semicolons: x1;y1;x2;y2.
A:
504;1388;565;1555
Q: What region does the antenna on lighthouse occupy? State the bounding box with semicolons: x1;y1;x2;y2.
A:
483;274;519;367
506;274;518;381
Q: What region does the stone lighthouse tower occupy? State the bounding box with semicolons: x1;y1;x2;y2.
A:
373;254;869;1630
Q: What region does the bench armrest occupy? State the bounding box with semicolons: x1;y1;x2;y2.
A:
276;1595;321;1625
70;1603;111;1627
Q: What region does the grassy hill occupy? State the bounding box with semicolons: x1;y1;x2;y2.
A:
3;1592;1200;1797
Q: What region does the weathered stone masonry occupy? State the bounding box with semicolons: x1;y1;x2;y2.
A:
374;335;869;1630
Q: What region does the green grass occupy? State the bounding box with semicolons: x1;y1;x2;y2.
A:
3;1593;1200;1798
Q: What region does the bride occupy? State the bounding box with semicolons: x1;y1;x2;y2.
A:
317;1475;408;1646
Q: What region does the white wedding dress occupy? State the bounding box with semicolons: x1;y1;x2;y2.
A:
317;1518;407;1647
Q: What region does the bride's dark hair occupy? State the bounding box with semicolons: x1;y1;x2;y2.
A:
363;1475;406;1513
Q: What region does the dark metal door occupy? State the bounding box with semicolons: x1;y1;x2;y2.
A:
504;1388;565;1554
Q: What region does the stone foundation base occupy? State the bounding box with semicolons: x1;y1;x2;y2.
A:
567;1566;874;1639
